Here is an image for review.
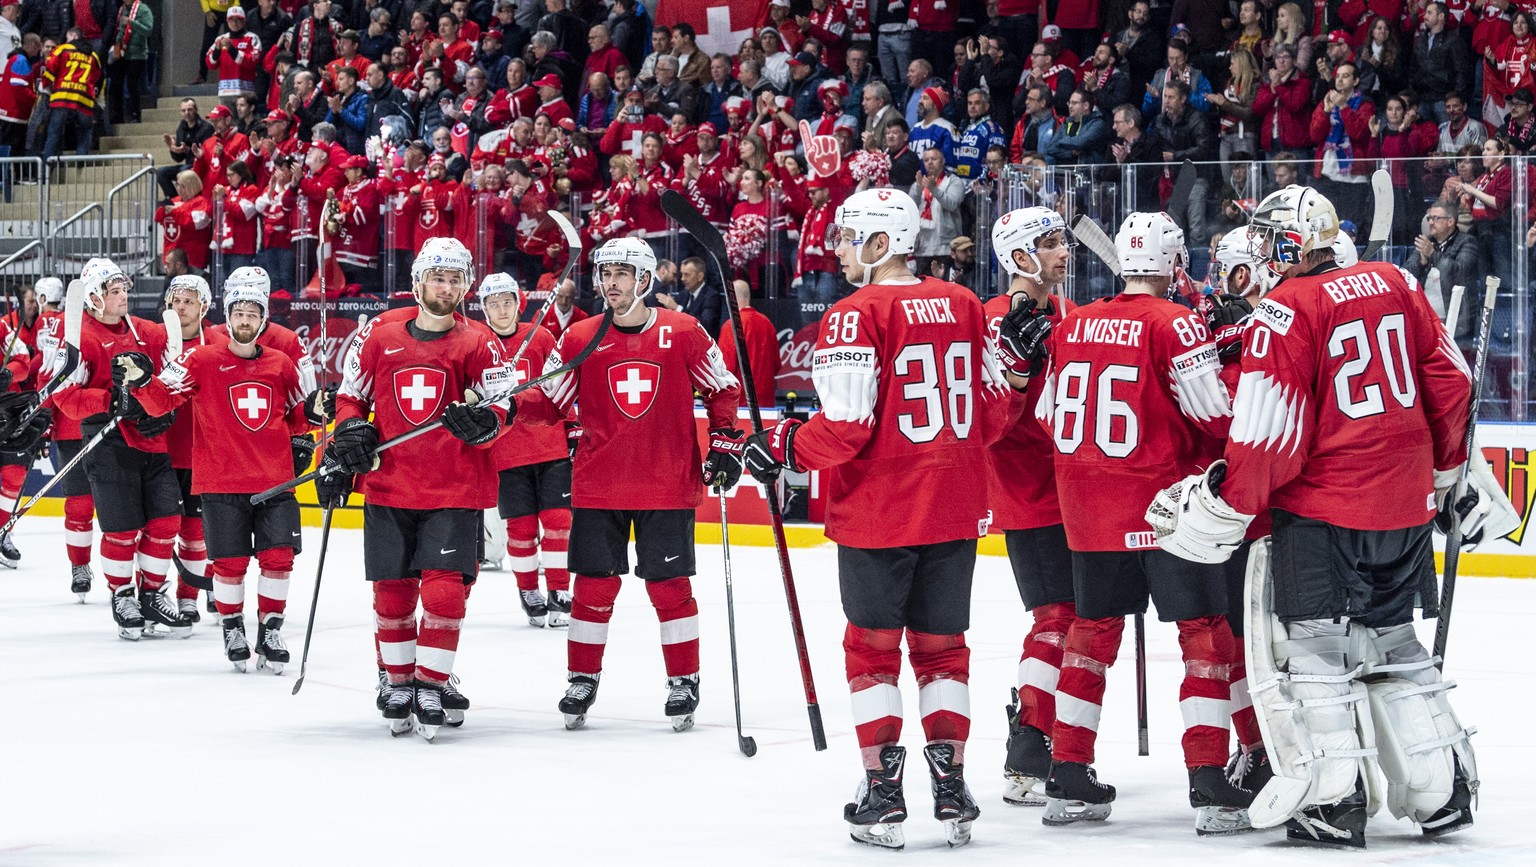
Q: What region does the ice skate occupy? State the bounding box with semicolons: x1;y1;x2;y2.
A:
1003;690;1050;806
111;585;144;640
546;589;572;628
178;597;201;624
414;682;446;742
0;531;20;568
221;616;250;672
375;668;389;711
924;743;980;847
559;673;599;729
1189;765;1256;836
382;681;415;737
519;589;548;627
1042;762;1115;825
845;745;908;850
1225;745;1273;795
1284;780;1367;848
139;585;192;638
665;674;700;732
443;675;469;727
205;589;216;615
478;555;504;571
1420;762;1476;838
255;613;290;674
71;564;93;602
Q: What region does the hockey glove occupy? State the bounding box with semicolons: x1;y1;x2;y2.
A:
314;457;353;509
111;351;155;389
1144;461;1254;564
135;409;176;438
443;399;501;445
303;384;338;425
0;366;11;392
290;435;318;477
1434;453;1521;551
565;420;583;458
702;427;746;490
997;296;1054;379
0;405;49;454
743;417;802;483
330;417;380;474
109;386;152;422
1207;293;1254;361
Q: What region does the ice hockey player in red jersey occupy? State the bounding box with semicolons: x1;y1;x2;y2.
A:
53;259;188;640
479;272;574;627
0;295;37;568
518;236;742;734
205;266;320;400
325;237;511;740
742;188;1018;850
1035;212;1254;834
32;277;98;599
120;282;309;674
1148;186;1505;847
157;275;217;622
984;206;1081;808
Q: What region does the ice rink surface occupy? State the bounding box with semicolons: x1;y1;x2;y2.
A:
4;516;1532;865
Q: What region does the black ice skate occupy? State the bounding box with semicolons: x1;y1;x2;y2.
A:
1190;765;1256;836
924;743;980;847
222;616;251;672
1284;779;1368;848
443;675;469;727
0;530;20;568
178;597;201;624
111;585;145;640
139;585;192;638
546;589;572;628
559;673;599;729
382;681;415;737
1420;761;1476;838
256;613;290;674
845;745;908;850
205;589;217;615
519;589;548;627
375;668;389;711
71;564;93;602
1003;689;1051;806
665;674;700;732
1042;762;1116;825
1226;745;1273;795
414;682;446;742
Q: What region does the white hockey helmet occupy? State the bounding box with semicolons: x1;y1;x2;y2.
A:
1115;212;1187;278
993;206;1073;281
478;271;525;315
592;237;658;299
165;274;212;310
80;258;129;311
1248;184;1339;279
412;236;476;285
34;277;64;307
1331;230;1359;268
225;265;272;299
1212;227;1262;293
834;188;919;285
223;282;270;336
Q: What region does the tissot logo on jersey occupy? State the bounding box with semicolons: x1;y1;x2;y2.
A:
1254;299;1295;335
1171;345;1220;385
811;346;876;374
393;366;448;426
608;360;661;419
228;381;274;432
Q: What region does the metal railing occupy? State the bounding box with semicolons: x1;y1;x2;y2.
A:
106;166;158;278
48;202;104;275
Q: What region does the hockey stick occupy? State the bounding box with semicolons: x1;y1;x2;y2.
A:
291;506;333;695
1070;216;1122;277
660;188;827;751
1167;159;1196;220
503;210;580;369
1;417;117;535
1361;169;1393;261
1434;277;1500;668
1444;285;1466;341
1135;612;1149;756
15;278;86;429
170;553;213;591
718;485;757;757
250;308;615;505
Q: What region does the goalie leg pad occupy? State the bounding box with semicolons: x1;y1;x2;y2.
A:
1360;623;1478;824
1244;539;1375;829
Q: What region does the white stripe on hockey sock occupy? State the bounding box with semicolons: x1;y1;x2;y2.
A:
1180;696;1231;731
137;553;172;575
1018;656;1061;696
850;682;903;726
508;554;540;572
213;579;245;607
567;618;609;645
659;614;700;645
543;550;568;569
1055;693;1102;732
416;645;456;677
65;529;93;547
1230;677;1252;712
101;557;134;580
918;678;971;720
257;572;290;601
379;639;417;667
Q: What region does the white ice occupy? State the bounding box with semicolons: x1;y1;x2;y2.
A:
5;516;1533;865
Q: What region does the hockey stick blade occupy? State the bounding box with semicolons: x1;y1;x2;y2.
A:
1361;169;1393;261
504;210;581;371
172;552;213;591
1071;216;1122;276
1444;285;1466;340
1168;159;1197;219
162;308;183;362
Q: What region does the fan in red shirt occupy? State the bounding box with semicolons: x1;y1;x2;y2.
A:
334;155;382;287
156;170;213;273
127;281;312;675
410;153;459;251
253;159;300;295
324;237;512;740
205;6;263;99
538;275;589;340
743;189;1017;850
518;237;740;735
599;84;668;160
214;161;262;274
487;59;539;124
715;280;779;408
193;105;252;196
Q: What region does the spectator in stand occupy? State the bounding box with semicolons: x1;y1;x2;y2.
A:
532;71;573;126
540;276;588;339
638;23;670;84
108;0;153;126
1209;48;1260;166
247;0;291;53
1408;198;1480;333
883;118;921;188
234;94;262;133
360;7;396;63
325;65;369;154
655;255;724;337
40;27;101;168
1104;104;1164;211
766;0;804;54
1044;88;1111;166
539;0;588;68
284;0;341;72
1020;40;1075;117
335;154;384;291
664;21;706;87
1009;84;1059;162
1170;0;1231;60
903;58;941;127
1253;42;1312;158
0;32;40;156
1482;10;1532;128
646;54;699;124
759;26;791;90
841;42;874;123
1271;2;1314;70
1426;91;1489;185
1080;42;1132;119
1229;1;1271;64
577;71;616;137
326;30;372;89
158;98;214;199
194;104;252;195
529;29;580;104
1311;30;1357;106
0;1;21;64
1152;79;1216;244
601;83;665;159
443;65;496;148
702;54;744;132
435;14;476;88
609;0;646;72
264;49;299;113
860;80;898;151
628;130;673;245
794;175;839;308
364;62;411;136
1356;15;1405;106
156;170;213;275
670;122;733;227
1309;60;1375;228
550;118;599;195
954;88;1005;180
1456;135;1516;289
287;68;326;140
799;0;850;76
1370;93;1437;237
910;145;964;276
1115;1;1165;98
583;23;625;89
1412;2;1473;124
1143;38;1210;115
1503;87;1536;152
958;35;1021;134
716;280;780;405
207;5;261;106
213;158;260;277
909;84;956;166
489;58;538;124
943;234;977;289
192;1;233;85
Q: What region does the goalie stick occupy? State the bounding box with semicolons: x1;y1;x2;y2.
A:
660;188;828;752
1361;169;1392;261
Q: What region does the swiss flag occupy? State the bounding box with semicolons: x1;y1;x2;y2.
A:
229;381;274;433
607;360;662;419
393;366;449;427
654;0;769;58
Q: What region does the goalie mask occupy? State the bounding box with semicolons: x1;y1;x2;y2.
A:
833;188;919;287
993;206;1073;282
1248;184;1339;283
592;237;657;316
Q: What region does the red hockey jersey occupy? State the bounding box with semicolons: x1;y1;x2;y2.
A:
985;292;1075;531
490;322;568;470
54;315;172;453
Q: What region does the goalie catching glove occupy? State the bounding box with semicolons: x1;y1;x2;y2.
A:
1433;440;1521;551
996;296;1054;379
1144;461;1254;564
743;417;802;483
702;427;745;490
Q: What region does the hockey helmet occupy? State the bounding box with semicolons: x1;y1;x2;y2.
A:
34;277;65;307
412;236;476;286
1248;184;1339;279
165;274;212;310
1115;212;1187;278
993;206;1073;281
478;271;525;315
80;258;130;311
1212;227;1262;294
592;237;658;299
225;265;272;298
833;188;920;286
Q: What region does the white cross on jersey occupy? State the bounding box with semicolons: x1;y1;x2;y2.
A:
623;129;645;159
401;373;438;411
615;366;654;405
696;5;754;58
236;386;268;420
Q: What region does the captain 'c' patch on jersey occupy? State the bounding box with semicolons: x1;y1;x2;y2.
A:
608;360;661;419
393;366;448;426
228;381;275;432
